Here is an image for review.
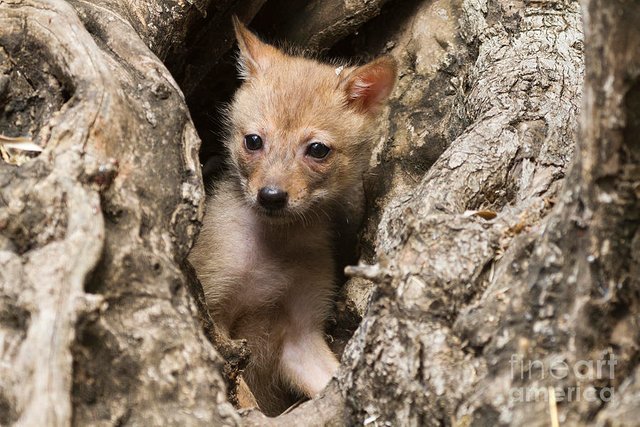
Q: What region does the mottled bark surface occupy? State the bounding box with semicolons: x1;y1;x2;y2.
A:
1;0;638;426
0;1;234;425
340;0;584;424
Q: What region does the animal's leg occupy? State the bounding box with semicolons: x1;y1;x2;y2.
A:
279;330;340;397
236;376;260;409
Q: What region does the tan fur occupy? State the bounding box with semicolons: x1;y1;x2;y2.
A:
188;18;396;416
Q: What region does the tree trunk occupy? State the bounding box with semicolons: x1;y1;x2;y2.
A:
1;0;638;426
0;1;233;425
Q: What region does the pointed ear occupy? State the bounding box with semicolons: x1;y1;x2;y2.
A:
342;56;397;114
232;16;279;79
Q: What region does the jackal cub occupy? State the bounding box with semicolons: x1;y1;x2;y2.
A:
189;19;396;415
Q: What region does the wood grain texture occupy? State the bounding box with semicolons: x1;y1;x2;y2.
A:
0;0;235;425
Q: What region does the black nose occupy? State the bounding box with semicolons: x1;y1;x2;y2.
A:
258;187;288;210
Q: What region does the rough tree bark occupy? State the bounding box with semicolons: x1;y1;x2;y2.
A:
0;1;234;425
0;0;638;427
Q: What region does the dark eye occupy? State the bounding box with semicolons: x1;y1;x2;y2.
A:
306;142;331;159
244;134;263;151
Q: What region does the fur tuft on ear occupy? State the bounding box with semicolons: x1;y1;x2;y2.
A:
232;16;279;79
342;56;397;114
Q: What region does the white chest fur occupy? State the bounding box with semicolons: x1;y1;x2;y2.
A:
190;187;335;326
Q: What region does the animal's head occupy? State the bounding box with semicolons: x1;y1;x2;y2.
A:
226;18;397;222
